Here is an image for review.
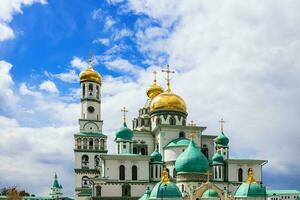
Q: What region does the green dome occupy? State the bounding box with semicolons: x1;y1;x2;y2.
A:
214;132;229;147
151;150;162;162
212;151;224;165
164;138;190;149
175;140;209;174
235;182;266;198
139;187;151;200
115;122;134;141
202;189;219;198
149;181;182;199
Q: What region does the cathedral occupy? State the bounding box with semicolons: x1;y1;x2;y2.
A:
73;61;299;200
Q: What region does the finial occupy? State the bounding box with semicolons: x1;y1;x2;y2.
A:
54;172;57;179
88;51;93;69
153;71;157;84
219;118;225;132
246;168;256;183
161;167;169;184
188;120;196;140
162;64;175;92
121;107;128;123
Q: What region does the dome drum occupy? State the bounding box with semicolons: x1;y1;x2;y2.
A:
175;172;209;182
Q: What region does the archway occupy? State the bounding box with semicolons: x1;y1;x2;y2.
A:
183;182;234;200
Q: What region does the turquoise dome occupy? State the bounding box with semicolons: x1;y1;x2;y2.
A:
175;140;209;174
164;138;190;149
214;132;229;147
212;151;224;165
149;181;182;199
115;122;134;141
202;189;219;198
139;187;151;200
151;150;162;162
235;182;266;198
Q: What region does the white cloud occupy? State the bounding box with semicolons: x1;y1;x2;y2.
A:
52;69;79;83
104;57;142;75
93;38;110;46
39;80;58;94
70;56;88;70
91;8;102;20
113;28;132;40
104;16;116;30
0;0;47;42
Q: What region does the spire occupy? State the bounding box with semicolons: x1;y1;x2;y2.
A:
188;120;196;140
121;107;128;124
219;118;225;132
161;167;169;184
162;64;175;92
246;168;257;183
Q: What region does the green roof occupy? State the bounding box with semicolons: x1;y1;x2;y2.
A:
149;181;182;199
78;189;92;197
164;138;190;149
150;150;162;162
175;140;209;174
214;132;229;147
212;151;224;165
74;132;107;138
52;173;62;189
202;189;219;198
235;182;266;198
267;190;300;196
115;122;134;141
139;187;151;200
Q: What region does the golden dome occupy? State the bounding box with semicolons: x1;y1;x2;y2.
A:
79;65;102;84
146;81;164;99
150;90;187;113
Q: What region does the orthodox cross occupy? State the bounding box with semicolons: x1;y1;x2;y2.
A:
153;70;157;83
162;64;175;92
121;107;128;123
219;118;225;132
188;120;196;139
88;51;94;69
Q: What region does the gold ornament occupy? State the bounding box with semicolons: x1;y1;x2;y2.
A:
79;55;102;84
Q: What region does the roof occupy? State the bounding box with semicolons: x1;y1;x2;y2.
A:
100;154;151;161
227;159;268;165
115;122;134;141
74;132;107;138
235;182;266;198
267;190;300;196
149;181;182;199
150;150;162;162
202;189;219;198
164;137;190;149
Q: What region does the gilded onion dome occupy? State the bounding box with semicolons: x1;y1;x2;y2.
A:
146;71;163;99
79;61;102;84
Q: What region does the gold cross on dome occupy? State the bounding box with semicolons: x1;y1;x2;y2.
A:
219;118;225;132
88;51;94;68
162;64;175;92
188;120;196;139
121;107;128;123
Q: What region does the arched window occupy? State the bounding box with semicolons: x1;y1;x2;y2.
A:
96;185;101;197
215;167;217;179
89;139;93;150
156;118;161;126
88;84;93;96
141;148;146;155
132;165;137;180
82;176;89;187
179;131;185;138
182;119;186;126
133;147;137;154
155;165;158;178
173;168;176;178
94;155;100;168
100;139;104;150
83;138;87;149
81;155;89;169
150;166;153;178
95;139;99;150
96;85;99;99
201;145;209;159
77;138;82;149
169;117;176;125
119;165;125;180
82;84;85;97
122;184;131;197
238;168;243;182
218;166;222;179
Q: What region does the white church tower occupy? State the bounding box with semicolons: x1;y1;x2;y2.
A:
74;57;108;199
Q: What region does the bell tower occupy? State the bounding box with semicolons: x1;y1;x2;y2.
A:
74;56;107;200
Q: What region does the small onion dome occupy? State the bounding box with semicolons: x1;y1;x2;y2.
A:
202;189;219;198
150;149;162;162
115;122;134;141
79;65;102;84
213;132;229;147
149;182;182;199
235;169;266;198
150;90;186;113
175;140;209;174
146;81;164;99
212;151;224;165
139;187;151;200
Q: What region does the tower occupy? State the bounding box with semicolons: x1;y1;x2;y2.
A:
74;57;108;199
50;173;63;199
214;118;229;160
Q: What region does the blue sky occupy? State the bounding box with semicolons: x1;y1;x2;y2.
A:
0;0;300;197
